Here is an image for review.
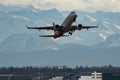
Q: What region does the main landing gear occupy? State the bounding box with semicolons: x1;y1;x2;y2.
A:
68;32;73;35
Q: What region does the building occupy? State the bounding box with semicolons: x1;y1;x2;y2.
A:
80;76;92;80
91;71;102;80
49;76;63;80
79;71;102;80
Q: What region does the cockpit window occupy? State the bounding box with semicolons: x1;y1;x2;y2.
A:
71;12;75;13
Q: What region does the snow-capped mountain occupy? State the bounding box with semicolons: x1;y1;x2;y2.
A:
0;5;120;46
0;5;63;43
0;33;120;67
0;5;120;66
0;33;60;53
0;4;120;49
94;34;120;48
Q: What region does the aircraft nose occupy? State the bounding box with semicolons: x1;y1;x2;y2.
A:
70;11;77;17
71;11;76;13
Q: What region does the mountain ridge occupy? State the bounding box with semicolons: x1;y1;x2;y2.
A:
0;5;120;67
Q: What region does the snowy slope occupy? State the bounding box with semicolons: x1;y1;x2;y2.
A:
94;34;120;48
0;33;59;53
0;33;120;67
0;4;120;48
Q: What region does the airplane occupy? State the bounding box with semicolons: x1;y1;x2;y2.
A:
27;11;98;39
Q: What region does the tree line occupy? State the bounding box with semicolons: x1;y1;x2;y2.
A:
0;65;120;75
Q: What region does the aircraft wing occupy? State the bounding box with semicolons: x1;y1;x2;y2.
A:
81;25;98;29
71;25;98;30
26;26;54;30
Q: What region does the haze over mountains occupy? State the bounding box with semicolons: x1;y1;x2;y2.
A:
0;5;120;67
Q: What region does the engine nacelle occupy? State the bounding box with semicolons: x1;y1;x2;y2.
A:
77;24;83;30
54;24;61;31
55;24;59;28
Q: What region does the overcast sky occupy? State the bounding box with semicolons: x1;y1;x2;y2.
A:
0;0;120;12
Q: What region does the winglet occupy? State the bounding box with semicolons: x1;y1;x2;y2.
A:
53;22;55;27
97;24;99;28
26;25;33;29
26;25;29;29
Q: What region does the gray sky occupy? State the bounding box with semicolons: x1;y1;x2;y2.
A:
0;0;120;12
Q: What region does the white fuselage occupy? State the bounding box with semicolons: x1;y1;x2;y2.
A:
61;12;77;32
54;12;77;38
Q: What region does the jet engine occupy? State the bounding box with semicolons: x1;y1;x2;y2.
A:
54;24;61;31
77;24;83;30
55;24;59;28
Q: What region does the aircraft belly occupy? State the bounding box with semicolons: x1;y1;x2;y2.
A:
62;19;73;32
62;13;77;33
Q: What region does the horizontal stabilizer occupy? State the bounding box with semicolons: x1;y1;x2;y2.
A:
39;35;55;37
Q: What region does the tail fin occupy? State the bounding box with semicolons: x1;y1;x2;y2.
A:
53;22;55;27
